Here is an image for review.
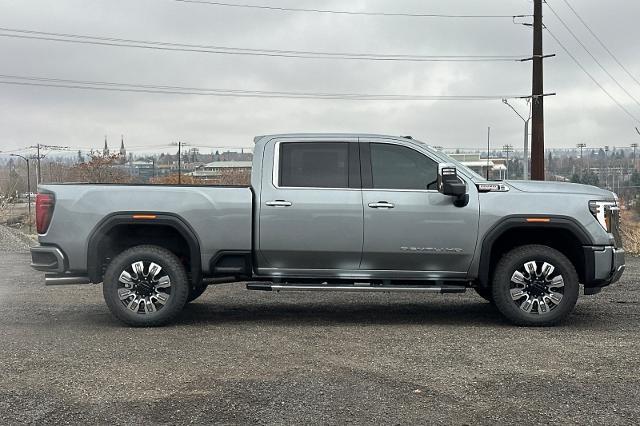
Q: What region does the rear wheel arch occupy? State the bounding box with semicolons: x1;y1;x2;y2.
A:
477;216;591;289
87;212;202;285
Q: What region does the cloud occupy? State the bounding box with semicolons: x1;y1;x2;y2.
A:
0;0;639;154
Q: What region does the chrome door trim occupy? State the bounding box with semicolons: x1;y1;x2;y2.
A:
368;202;395;209
265;200;292;207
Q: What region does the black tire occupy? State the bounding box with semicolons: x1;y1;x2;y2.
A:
103;245;189;327
474;287;494;303
491;244;579;326
187;285;208;303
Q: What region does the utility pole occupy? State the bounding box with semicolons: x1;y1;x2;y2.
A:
577;143;586;180
178;141;182;184
36;144;41;184
172;141;189;184
10;154;31;233
486;127;491;180
29;143;69;185
530;0;545;180
502;145;514;179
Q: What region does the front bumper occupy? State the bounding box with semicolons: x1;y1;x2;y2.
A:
583;245;625;294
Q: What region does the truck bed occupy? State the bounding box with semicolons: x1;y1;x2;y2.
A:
38;184;253;275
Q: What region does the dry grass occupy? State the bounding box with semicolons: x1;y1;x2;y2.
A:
620;209;640;255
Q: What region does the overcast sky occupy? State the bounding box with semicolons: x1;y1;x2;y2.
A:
1;0;640;155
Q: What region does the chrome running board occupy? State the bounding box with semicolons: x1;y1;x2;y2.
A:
246;282;466;293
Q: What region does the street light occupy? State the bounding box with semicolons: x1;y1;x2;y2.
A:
10;154;32;233
577;143;587;180
632;129;639;172
604;146;610;190
502;99;531;180
502;144;514;179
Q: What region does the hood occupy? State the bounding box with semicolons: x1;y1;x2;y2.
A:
505;180;615;198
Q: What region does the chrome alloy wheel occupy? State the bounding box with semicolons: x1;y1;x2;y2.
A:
510;260;564;315
116;260;171;314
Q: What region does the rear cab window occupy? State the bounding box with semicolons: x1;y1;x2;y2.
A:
277;142;359;188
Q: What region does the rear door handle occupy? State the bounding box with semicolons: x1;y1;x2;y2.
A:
368;201;395;209
265;200;292;207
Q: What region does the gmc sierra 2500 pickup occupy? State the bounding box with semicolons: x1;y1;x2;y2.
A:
30;134;625;327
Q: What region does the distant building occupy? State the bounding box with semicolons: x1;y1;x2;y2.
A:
103;136;109;156
450;153;507;180
188;161;252;179
130;160;154;180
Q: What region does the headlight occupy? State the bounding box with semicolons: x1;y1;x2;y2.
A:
589;200;617;232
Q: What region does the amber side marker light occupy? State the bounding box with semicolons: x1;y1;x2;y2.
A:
132;214;157;220
526;218;551;223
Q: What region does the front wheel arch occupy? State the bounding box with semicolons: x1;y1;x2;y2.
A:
477;216;590;289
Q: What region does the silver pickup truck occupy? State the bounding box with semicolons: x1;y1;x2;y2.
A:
30;133;625;327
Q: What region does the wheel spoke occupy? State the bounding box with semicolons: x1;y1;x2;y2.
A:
547;291;563;305
153;292;169;305
511;270;527;285
132;261;145;278
524;261;537;278
537;297;549;314
127;297;142;312
520;296;534;313
155;275;171;289
148;262;162;280
510;288;526;300
119;270;135;287
118;288;135;301
548;275;564;289
540;262;555;280
143;297;157;313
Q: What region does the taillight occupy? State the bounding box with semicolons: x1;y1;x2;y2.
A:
36;192;55;234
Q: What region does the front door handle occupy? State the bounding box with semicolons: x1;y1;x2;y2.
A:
265;200;292;207
368;201;395;209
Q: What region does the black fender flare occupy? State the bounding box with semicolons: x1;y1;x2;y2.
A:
87;212;202;284
476;215;592;288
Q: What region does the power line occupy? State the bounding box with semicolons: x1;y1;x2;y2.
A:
545;1;640;109
560;0;640;89
173;0;530;19
0;74;526;101
545;26;640;124
0;28;525;62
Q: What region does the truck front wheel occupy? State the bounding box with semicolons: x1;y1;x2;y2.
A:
103;245;189;327
491;244;579;326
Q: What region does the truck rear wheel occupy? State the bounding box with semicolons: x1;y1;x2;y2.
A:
491;244;579;326
103;245;189;327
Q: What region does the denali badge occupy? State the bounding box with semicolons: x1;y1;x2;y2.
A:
400;247;463;253
477;183;509;192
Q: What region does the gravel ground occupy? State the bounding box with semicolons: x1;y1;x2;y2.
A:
1;225;639;424
0;224;35;252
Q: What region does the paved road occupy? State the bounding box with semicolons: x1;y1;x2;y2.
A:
1;229;639;424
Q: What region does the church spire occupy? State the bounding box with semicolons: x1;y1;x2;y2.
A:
119;135;127;161
103;135;109;156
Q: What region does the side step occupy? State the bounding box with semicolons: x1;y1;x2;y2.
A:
246;282;466;293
